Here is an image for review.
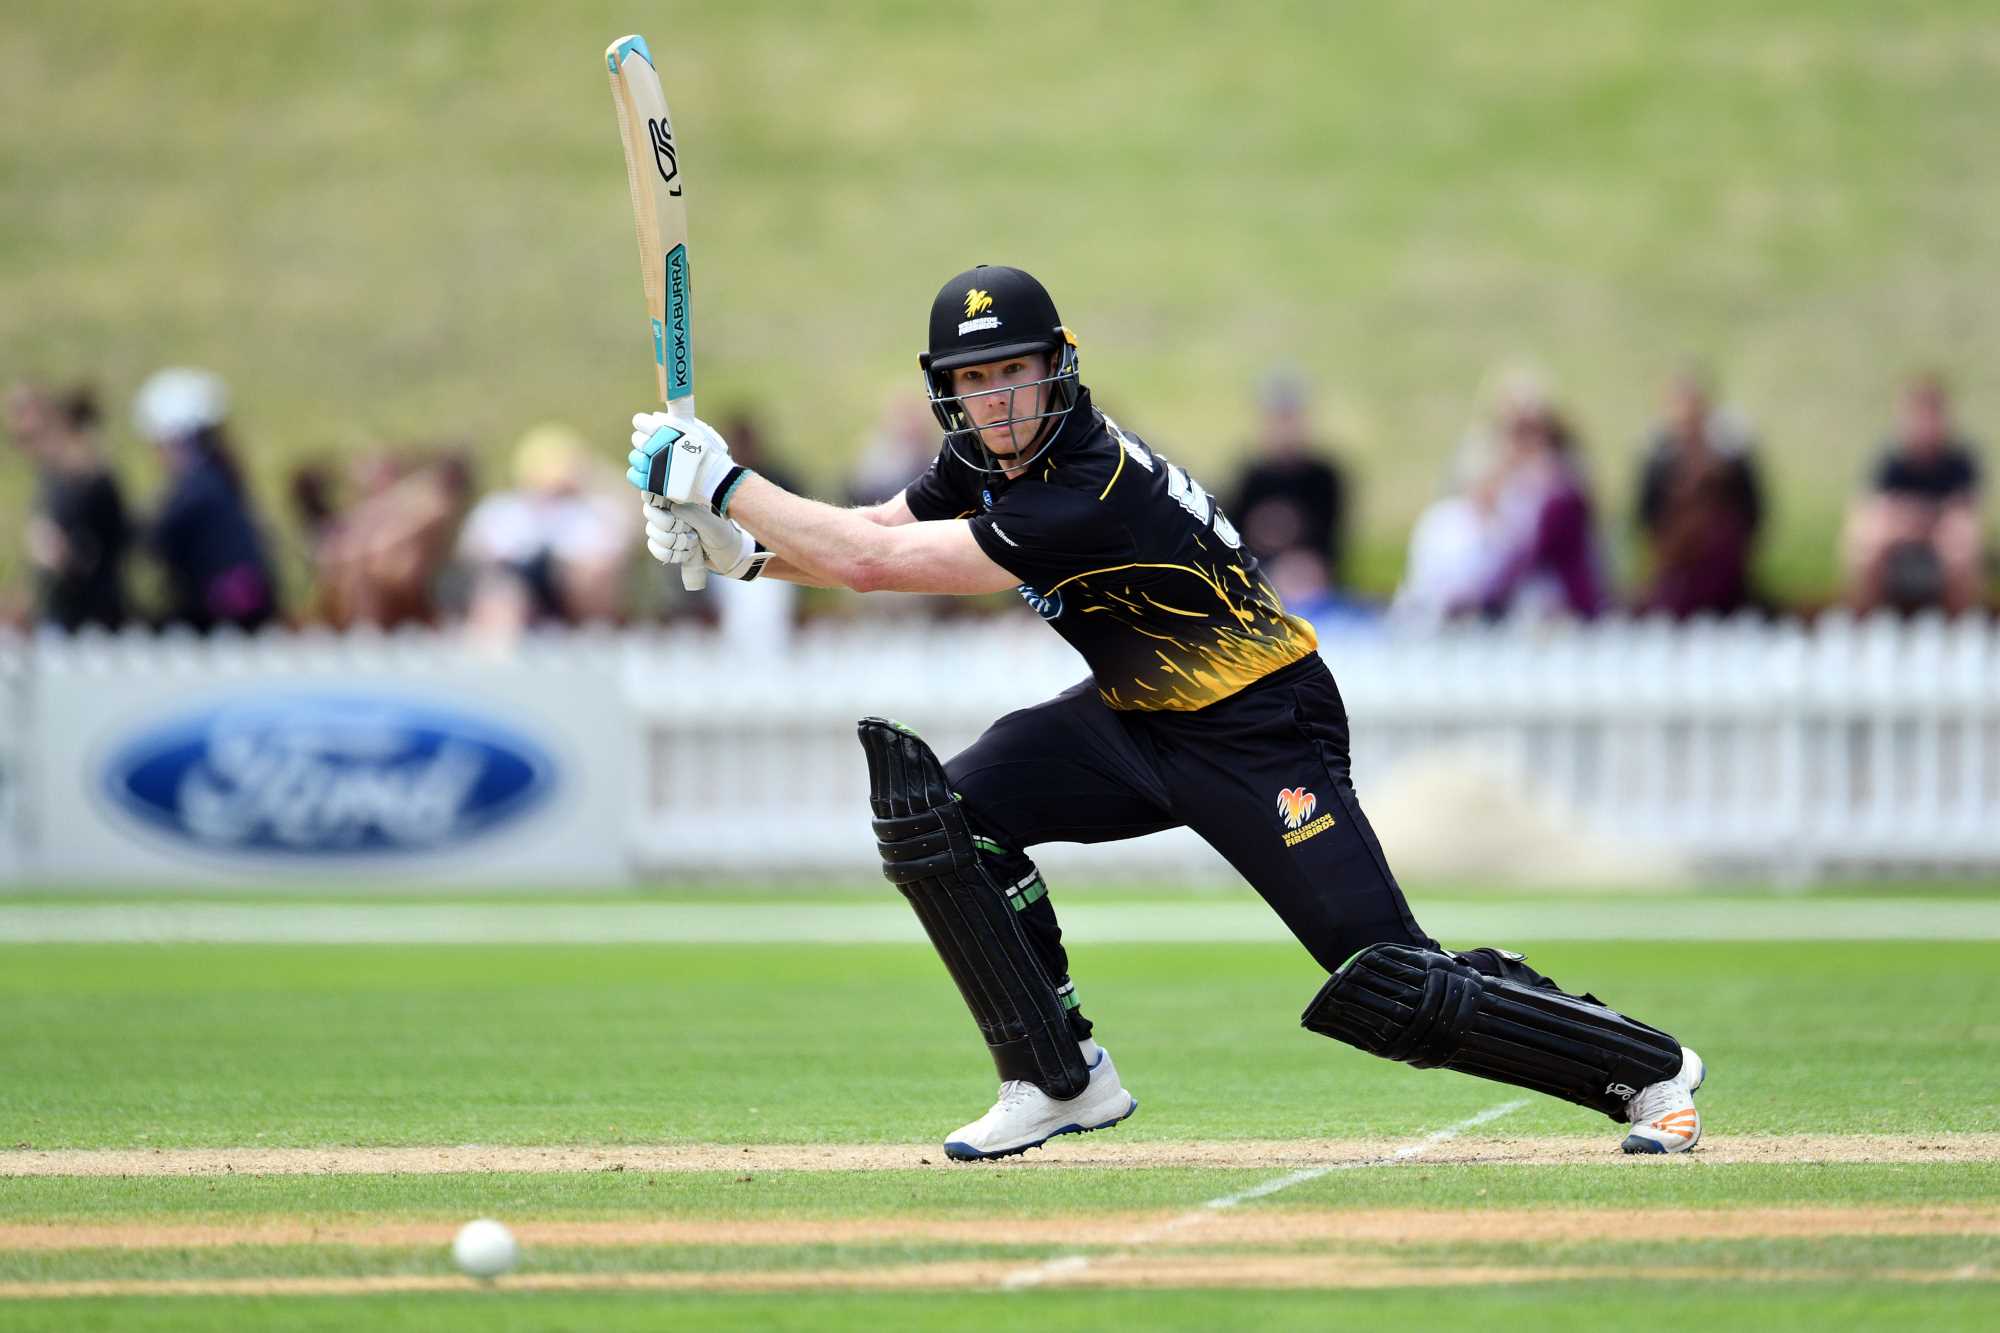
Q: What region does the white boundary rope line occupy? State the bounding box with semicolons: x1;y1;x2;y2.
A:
1000;1097;1531;1291
4;900;1999;943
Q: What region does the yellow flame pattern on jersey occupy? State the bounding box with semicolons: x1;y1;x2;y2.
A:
1054;557;1320;711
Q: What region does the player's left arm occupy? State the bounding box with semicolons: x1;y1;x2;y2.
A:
628;412;1013;594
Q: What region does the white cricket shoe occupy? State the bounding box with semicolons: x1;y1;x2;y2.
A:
943;1043;1137;1161
1620;1046;1706;1154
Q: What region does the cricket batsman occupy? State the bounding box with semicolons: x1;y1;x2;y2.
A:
628;265;1706;1160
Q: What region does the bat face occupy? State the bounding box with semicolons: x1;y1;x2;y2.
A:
607;32;706;589
606;34;693;412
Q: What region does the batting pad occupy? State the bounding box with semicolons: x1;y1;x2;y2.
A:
857;717;1091;1100
1302;943;1684;1121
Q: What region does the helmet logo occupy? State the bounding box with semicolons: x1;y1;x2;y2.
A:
963;288;994;319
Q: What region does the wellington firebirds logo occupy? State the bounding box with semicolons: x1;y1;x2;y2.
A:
963;288;994;318
1276;785;1336;848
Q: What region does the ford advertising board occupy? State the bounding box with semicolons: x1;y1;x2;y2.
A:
99;694;559;858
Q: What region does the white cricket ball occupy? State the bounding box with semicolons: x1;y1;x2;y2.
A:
451;1218;520;1279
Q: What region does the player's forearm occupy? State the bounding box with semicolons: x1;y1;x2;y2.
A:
758;554;845;587
725;474;892;590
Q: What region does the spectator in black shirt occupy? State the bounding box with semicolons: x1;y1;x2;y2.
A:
1634;369;1765;618
1227;371;1349;587
132;368;279;633
6;383;132;630
1842;374;1984;614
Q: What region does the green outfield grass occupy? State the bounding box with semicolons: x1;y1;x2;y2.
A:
6;1161;1997;1225
3;939;1995;1148
5;1;1998;604
1;915;1995;1327
9;1287;1997;1333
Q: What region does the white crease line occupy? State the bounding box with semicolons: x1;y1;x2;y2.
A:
999;1097;1530;1291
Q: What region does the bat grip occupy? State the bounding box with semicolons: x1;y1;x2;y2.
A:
663;399;705;590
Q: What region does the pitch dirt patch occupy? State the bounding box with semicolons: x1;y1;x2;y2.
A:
6;1133;1999;1177
2;1204;1995;1253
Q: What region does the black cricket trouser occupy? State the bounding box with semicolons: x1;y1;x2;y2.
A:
944;654;1438;1037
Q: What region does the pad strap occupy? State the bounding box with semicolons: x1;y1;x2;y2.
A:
857;717;1091;1100
1302;943;1683;1121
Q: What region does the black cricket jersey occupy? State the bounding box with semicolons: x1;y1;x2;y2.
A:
903;388;1320;711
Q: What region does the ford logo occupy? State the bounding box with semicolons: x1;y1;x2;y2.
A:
100;695;557;856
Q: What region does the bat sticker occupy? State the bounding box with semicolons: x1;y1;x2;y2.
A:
648;118;681;195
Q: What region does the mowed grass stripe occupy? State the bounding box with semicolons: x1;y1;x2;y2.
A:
9;1164;1999;1227
1;1285;1992;1333
2;1237;1993;1289
2;1205;1993;1251
9;1134;1998;1177
6;899;2000;943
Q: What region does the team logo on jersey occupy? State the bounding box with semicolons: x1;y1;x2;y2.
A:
964;289;993;318
1277;785;1336;847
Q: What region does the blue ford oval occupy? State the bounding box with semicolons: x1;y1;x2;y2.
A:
100;695;558;856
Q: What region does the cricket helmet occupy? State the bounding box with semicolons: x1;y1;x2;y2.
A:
919;264;1081;474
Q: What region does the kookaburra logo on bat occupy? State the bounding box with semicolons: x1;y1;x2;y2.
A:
963;289;993;319
648;117;681;196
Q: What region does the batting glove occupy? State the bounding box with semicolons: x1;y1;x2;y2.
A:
667;501;770;581
627;412;752;513
641;498;701;568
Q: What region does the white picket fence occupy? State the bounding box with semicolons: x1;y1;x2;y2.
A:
4;613;1999;885
625;613;2000;882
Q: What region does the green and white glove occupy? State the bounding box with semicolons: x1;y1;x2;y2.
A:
627;411;754;513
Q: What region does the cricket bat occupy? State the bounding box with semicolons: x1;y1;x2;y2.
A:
606;33;704;590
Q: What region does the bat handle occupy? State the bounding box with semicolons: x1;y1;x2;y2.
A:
664;398;706;591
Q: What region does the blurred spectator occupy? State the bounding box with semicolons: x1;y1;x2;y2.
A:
1634;369;1765;618
1265;547;1376;635
293;448;475;628
1842;375;1985;615
716;409;803;499
1466;373;1608;620
132;368;278;632
458;423;636;635
843;394;958;620
1227;371;1350;586
1391;435;1510;627
846;394;937;508
6;383;132;631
